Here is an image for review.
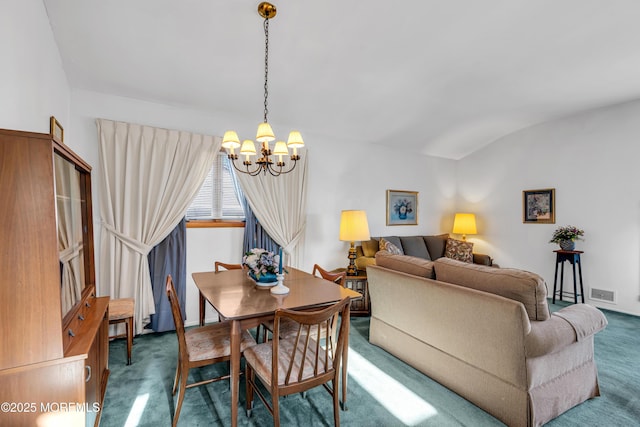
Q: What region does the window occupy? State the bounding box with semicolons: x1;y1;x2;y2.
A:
186;152;244;220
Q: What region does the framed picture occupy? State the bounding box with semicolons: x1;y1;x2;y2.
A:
523;188;555;224
386;190;418;226
50;116;64;143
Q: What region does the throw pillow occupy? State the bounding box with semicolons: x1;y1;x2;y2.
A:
379;237;403;255
444;238;473;263
361;239;380;257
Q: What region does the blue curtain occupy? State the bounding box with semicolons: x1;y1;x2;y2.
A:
242;200;280;255
230;160;280;256
148;218;186;332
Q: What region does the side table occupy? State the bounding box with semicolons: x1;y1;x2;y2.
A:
552;250;585;304
332;268;370;316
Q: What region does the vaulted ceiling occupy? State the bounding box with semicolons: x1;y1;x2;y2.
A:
43;0;640;159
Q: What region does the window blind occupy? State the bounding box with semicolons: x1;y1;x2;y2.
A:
186;153;244;220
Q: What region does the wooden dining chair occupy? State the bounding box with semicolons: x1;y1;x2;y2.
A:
166;275;256;427
312;264;347;287
258;264;351;409
199;262;243;326
258;264;346;342
244;297;351;427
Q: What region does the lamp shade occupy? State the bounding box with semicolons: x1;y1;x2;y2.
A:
240;140;257;155
339;210;370;242
221;130;241;149
287;130;304;148
453;213;477;235
273;141;289;156
256;122;275;143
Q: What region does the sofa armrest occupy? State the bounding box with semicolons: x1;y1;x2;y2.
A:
525;304;607;357
473;253;493;266
553;304;608;341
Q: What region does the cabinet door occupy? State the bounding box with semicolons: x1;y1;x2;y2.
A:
85;336;99;426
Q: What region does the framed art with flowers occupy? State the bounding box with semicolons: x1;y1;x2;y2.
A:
523;188;555;224
386;190;418;226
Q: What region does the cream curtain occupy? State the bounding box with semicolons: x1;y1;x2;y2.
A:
97;119;220;333
236;155;308;267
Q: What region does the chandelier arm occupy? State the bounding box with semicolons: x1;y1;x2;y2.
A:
229;157;261;176
281;157;298;174
250;165;265;176
267;158;297;176
265;164;283;177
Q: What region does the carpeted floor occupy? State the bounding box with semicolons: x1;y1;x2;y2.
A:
100;301;640;426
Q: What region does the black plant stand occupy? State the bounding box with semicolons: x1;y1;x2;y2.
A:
552;250;584;304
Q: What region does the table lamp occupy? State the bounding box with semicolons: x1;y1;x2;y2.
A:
453;213;477;241
339;210;370;276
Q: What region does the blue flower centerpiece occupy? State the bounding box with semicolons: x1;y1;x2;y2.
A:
242;248;281;284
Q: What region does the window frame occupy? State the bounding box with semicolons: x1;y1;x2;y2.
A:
185;151;246;229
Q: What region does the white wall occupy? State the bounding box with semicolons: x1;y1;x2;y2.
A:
457;100;640;316
70;89;457;325
0;0;70;135
8;0;637;323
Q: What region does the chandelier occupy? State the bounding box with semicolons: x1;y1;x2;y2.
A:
222;2;304;177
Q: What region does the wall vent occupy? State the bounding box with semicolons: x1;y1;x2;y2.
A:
589;288;616;303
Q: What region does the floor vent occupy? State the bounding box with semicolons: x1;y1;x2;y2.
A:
589;288;616;303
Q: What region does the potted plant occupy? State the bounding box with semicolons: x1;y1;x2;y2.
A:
549;225;584;251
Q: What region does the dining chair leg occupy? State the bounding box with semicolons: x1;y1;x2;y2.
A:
333;378;341;427
126;316;133;365
272;390;281;427
341;349;348;410
173;365;189;427
341;317;350;411
198;292;206;326
245;364;255;417
172;357;181;395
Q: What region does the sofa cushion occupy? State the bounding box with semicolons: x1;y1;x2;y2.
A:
361;239;380;257
433;258;550;321
380;236;403;253
444;238;474;263
355;255;377;271
375;252;435;279
379;237;403;255
399;236;431;259
423;234;449;259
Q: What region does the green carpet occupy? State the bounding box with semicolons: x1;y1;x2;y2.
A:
100;302;640;426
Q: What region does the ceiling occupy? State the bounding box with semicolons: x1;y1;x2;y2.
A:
43;0;640;159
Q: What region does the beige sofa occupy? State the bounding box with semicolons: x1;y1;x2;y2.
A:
355;234;494;271
367;254;608;427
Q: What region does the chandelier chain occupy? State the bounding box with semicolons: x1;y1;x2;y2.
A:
263;17;269;123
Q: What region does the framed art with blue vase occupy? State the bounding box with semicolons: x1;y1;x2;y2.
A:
386;190;418;226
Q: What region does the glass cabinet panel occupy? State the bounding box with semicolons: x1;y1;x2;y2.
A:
54;153;87;316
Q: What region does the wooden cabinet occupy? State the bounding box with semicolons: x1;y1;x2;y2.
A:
344;273;370;316
0;128;109;427
332;268;370;316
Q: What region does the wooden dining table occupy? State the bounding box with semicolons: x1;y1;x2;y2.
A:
192;267;361;427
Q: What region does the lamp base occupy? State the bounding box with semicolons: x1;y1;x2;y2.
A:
346;243;359;276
